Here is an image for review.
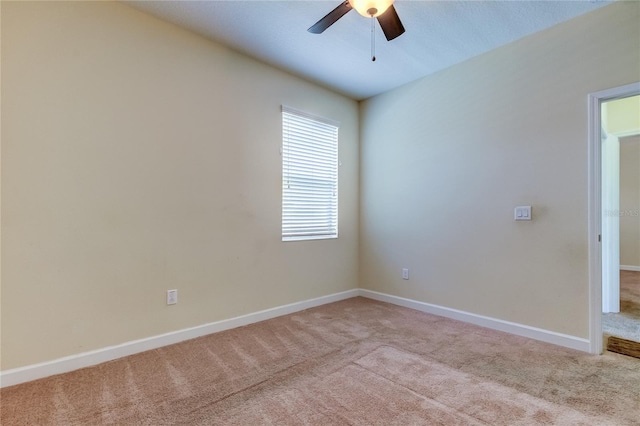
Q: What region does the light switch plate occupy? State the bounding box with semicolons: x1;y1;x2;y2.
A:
514;206;532;221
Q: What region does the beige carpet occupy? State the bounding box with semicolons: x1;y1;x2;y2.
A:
2;297;640;425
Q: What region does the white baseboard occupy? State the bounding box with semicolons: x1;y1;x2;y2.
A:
620;265;640;271
0;289;359;388
358;289;590;353
1;287;592;388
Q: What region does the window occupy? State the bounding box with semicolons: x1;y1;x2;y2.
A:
282;106;339;241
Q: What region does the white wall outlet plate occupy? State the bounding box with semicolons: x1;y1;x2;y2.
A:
167;289;178;305
514;206;532;221
402;268;409;280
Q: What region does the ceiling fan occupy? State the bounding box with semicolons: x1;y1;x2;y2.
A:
308;0;406;42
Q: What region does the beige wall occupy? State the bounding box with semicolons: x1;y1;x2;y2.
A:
360;2;640;338
604;96;640;135
1;1;359;370
620;136;640;268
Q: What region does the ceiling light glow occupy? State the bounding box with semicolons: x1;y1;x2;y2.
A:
348;0;394;18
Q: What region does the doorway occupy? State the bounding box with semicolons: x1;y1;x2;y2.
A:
588;83;640;354
601;96;640;348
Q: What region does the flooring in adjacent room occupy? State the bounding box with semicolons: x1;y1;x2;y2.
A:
603;270;640;357
2;297;640;425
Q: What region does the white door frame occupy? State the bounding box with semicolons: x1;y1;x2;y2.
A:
588;82;640;354
601;131;620;314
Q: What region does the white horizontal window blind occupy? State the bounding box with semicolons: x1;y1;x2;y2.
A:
282;106;339;241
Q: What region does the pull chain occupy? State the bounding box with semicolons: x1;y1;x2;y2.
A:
370;15;376;62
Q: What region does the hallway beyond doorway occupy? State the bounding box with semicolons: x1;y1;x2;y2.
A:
603;270;640;342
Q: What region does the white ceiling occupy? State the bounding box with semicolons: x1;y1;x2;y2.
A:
124;0;610;100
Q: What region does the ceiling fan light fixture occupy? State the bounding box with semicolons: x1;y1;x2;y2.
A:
348;0;394;18
308;0;405;43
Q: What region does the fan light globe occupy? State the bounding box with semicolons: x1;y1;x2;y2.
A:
348;0;394;18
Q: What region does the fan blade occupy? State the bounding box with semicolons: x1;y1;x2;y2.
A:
377;5;405;41
308;1;352;34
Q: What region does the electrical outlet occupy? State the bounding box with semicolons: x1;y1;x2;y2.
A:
167;289;178;305
514;206;532;221
402;268;409;280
